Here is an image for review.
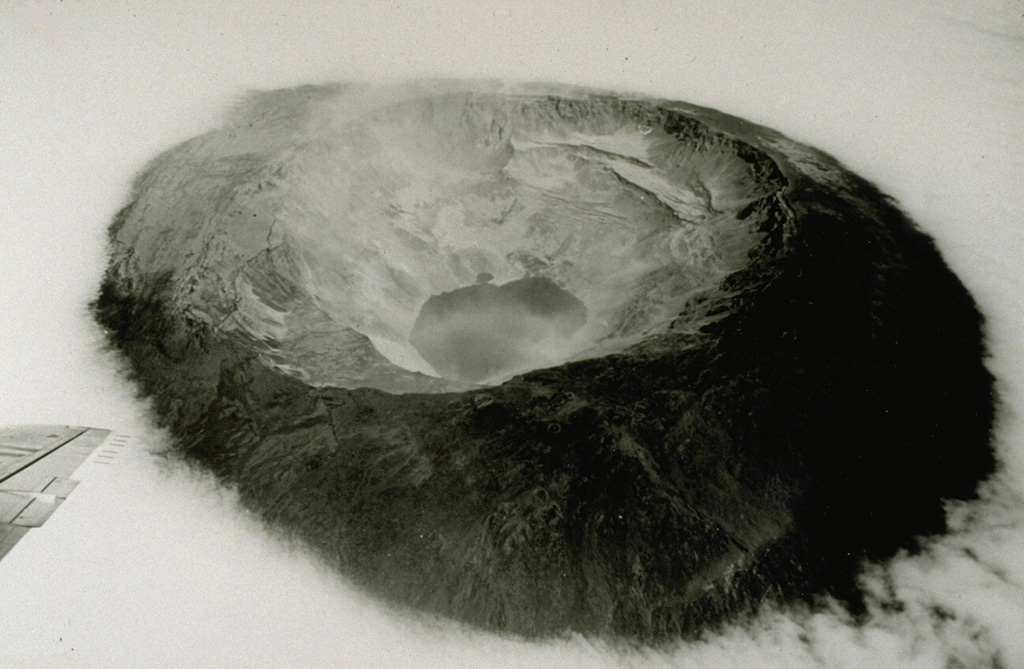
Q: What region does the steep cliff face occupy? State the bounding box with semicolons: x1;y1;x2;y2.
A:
93;82;995;642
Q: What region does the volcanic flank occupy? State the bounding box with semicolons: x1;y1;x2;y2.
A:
93;82;995;641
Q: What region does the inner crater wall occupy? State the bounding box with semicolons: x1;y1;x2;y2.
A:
104;86;781;391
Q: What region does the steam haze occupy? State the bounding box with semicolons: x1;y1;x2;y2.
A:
1;1;1022;667
410;278;589;383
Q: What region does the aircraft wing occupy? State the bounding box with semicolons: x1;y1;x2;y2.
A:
0;425;110;561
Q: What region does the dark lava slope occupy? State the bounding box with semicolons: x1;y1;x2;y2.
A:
93;82;995;642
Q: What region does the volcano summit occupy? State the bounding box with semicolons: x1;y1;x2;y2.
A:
94;82;995;641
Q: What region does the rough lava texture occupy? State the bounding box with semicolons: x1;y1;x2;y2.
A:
93;82;995;642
